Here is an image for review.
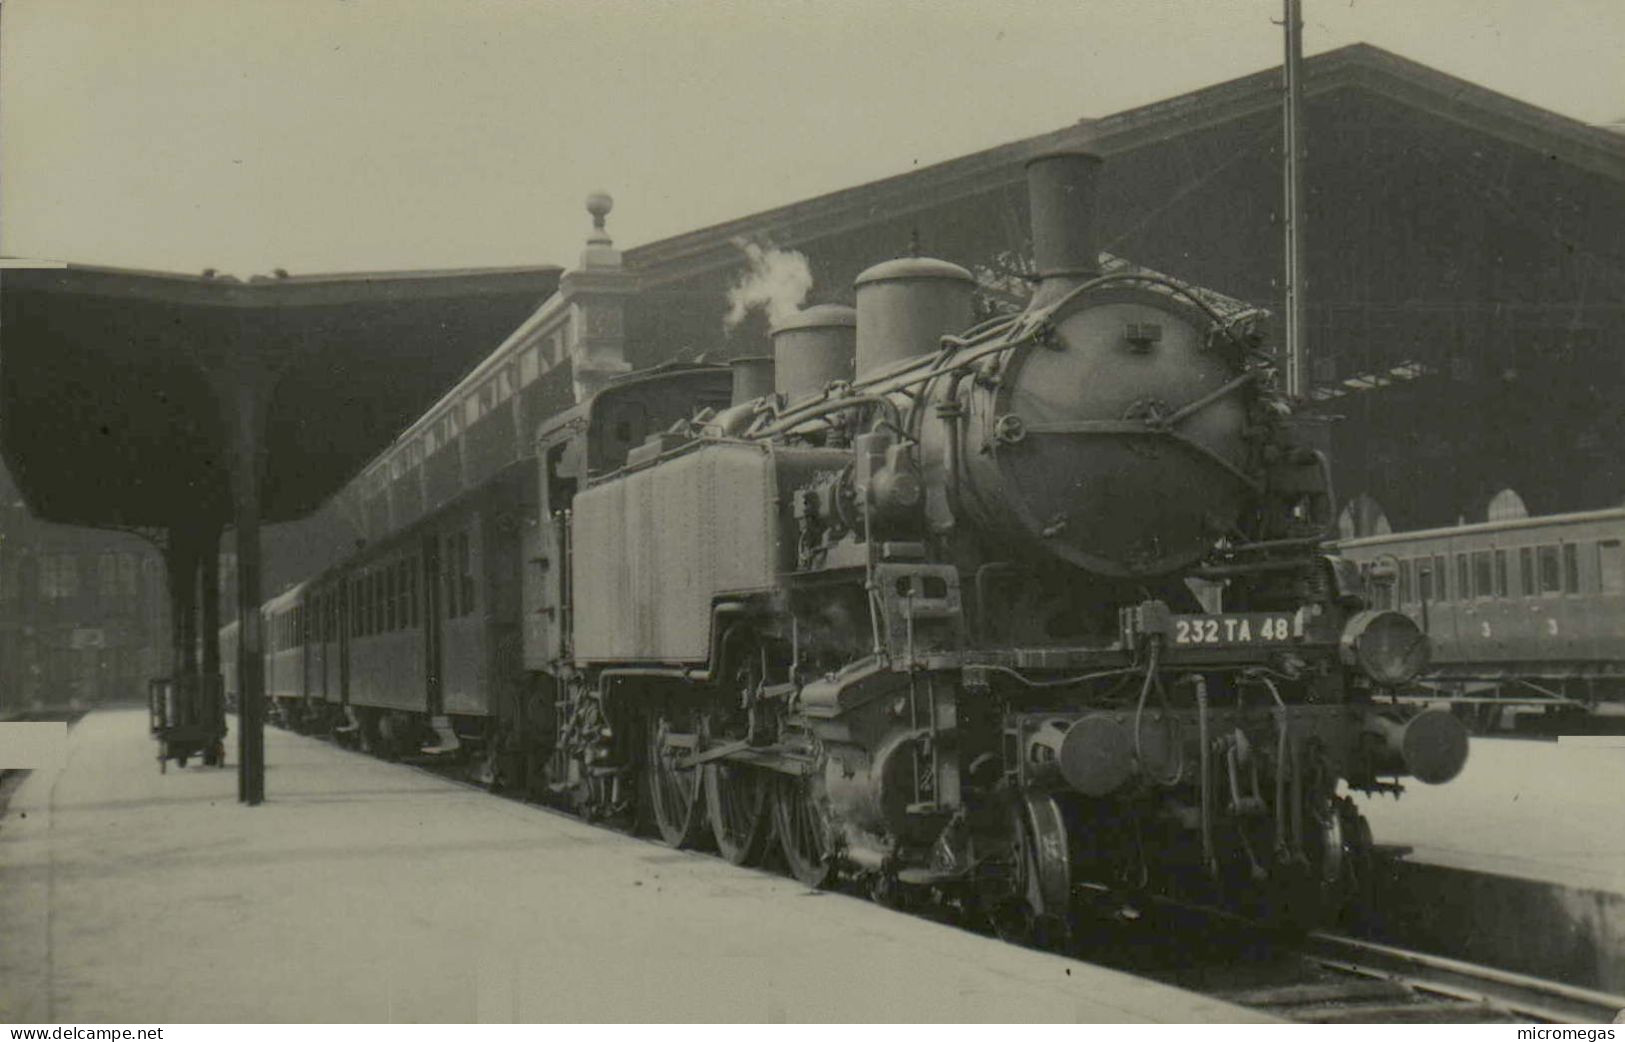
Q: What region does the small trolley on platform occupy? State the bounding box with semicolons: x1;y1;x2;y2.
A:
148;673;227;772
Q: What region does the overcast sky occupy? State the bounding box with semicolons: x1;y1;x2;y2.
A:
3;0;1622;277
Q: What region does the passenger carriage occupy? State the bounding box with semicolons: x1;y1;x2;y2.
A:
1341;507;1625;727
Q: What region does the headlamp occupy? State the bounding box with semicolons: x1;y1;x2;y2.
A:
1339;609;1430;687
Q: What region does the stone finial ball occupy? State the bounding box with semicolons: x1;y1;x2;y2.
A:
586;191;614;220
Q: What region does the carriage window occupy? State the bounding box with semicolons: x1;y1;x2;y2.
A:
444;536;460;618
1433;554;1448;600
1456;554;1469;602
1398;560;1413;604
409;559;419;627
374;571;387;632
1520;547;1535;596
385;566;397;631
1472;551;1493;599
396;559;410;628
460;532;476;616
1494;549;1508;597
1538;545;1562;595
1416;558;1432;601
1563;543;1579;594
1600;541;1625;595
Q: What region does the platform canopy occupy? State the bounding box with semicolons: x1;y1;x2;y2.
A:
0;264;560;529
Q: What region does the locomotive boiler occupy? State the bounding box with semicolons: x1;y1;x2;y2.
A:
537;150;1469;934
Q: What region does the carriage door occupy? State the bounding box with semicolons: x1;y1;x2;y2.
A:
423;534;444;716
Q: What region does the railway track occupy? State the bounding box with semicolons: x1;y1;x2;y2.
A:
1082;897;1625;1023
357;731;1625;1024
1216;933;1625;1023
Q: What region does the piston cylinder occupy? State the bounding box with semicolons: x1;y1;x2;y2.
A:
854;257;974;381
770;304;856;402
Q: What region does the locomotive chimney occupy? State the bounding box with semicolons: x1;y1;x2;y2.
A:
1026;151;1103;308
729;356;775;406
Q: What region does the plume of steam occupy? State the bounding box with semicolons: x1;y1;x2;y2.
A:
723;240;813;333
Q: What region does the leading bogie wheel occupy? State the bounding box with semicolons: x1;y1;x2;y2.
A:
704;762;773;866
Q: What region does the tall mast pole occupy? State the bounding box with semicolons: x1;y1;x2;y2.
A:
1283;0;1307;399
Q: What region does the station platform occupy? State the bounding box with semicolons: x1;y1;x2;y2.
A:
1357;735;1625;895
1354;735;1625;993
0;708;1266;1024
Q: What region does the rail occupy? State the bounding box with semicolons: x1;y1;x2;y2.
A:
1293;932;1625;1024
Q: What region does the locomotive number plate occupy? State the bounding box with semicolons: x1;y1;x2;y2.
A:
1172;613;1300;646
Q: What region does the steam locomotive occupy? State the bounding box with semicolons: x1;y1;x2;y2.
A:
246;152;1468;937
